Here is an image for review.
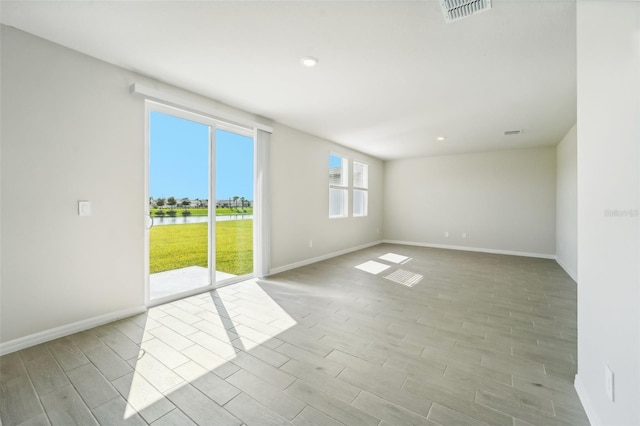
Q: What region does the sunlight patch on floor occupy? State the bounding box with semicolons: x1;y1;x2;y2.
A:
384;269;423;287
228;280;297;351
355;260;391;274
124;278;296;419
379;252;411;264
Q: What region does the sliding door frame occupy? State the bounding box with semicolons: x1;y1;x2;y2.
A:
144;100;261;307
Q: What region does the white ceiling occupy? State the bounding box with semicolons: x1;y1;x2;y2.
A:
0;0;576;160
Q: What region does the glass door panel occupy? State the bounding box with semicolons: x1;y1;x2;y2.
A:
148;110;211;300
215;129;254;283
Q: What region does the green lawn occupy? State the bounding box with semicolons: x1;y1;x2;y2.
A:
150;220;253;275
150;207;253;217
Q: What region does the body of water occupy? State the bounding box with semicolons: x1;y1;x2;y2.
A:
153;214;253;226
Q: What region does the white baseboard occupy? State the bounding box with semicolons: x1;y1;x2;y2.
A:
382;239;556;260
575;374;602;426
555;256;578;282
269;240;383;275
268;239;556;275
0;305;147;356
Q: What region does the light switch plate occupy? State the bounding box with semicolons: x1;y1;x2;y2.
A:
78;201;91;217
605;365;615;402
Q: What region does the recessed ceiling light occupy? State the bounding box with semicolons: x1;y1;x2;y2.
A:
300;56;319;67
436;136;447;141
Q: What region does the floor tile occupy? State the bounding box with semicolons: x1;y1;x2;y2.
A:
165;384;240;426
99;331;141;361
275;343;343;377
67;363;119;408
151;408;197;426
352;390;434;425
279;358;360;404
140;338;190;370
0;352;27;383
427;402;489;426
127;352;184;393
46;337;90;371
69;330;105;352
227;369;305;420
291;406;343;426
24;353;69;395
85;345;134;381
229;351;296;390
111;372;175;423
173;361;240;406
0;244;588;426
223;392;290;426
40;384;98;425
92;396;147;425
284;380;379;426
0;373;45;425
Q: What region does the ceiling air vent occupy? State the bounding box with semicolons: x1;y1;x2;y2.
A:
504;130;523;136
440;0;492;23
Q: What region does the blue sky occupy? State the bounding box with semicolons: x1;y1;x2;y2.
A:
150;111;253;200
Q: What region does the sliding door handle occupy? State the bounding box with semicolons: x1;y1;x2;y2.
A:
146;213;154;230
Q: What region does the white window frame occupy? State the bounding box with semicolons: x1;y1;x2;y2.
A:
329;152;349;219
352;160;369;217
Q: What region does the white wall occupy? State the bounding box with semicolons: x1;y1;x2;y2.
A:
383;147;556;257
556;124;577;281
1;25;146;345
0;26;382;351
270;124;383;271
575;2;640;425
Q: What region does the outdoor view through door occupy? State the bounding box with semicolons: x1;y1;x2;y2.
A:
148;109;254;301
215;129;254;284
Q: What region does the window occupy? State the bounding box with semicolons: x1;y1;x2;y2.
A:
329;154;348;218
353;161;368;217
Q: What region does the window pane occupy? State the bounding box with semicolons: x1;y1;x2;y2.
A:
353;189;368;217
353;161;368;188
329;154;347;186
329;188;348;218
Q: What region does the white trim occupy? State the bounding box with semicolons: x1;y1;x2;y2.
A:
556;256;578;282
144;102;151;305
147;100;218;128
0;305;147;356
575;374;602;426
130;83;273;134
382;240;556;259
352;160;369;218
268;240;383;275
267;239;558;276
209;125;216;285
254;129;272;278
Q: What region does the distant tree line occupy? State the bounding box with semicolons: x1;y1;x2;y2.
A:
149;195;250;218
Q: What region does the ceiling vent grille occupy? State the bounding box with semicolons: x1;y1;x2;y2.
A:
440;0;492;23
504;130;523;136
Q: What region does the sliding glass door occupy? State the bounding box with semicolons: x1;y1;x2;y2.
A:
146;104;254;302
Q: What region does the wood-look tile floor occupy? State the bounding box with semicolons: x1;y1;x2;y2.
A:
0;244;590;425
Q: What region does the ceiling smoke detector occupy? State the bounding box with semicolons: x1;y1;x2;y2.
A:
440;0;492;23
